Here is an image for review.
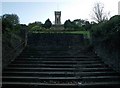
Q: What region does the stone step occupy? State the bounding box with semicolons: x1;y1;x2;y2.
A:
18;54;97;58
3;68;112;74
3;71;75;77
15;58;100;62
3;71;117;77
2;82;78;88
4;67;111;71
2;81;120;88
81;76;120;82
20;52;95;56
5;67;76;70
3;76;78;79
3;76;120;83
3;76;120;80
12;60;101;64
22;51;87;54
3;76;79;82
8;63;106;68
13;59;100;61
3;76;120;84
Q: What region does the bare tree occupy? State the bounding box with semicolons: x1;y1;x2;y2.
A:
92;2;110;23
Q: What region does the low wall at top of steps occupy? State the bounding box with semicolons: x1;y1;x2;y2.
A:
27;33;88;48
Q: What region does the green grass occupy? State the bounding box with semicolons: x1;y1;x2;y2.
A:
64;31;90;39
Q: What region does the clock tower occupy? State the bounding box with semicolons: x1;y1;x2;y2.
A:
55;11;61;25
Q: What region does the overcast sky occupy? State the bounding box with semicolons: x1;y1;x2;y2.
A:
1;0;120;25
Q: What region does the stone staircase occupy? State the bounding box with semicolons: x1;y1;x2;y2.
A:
2;33;120;88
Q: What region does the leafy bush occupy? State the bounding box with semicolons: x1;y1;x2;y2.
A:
2;14;19;33
43;19;52;29
91;15;120;51
28;21;43;32
2;14;27;68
